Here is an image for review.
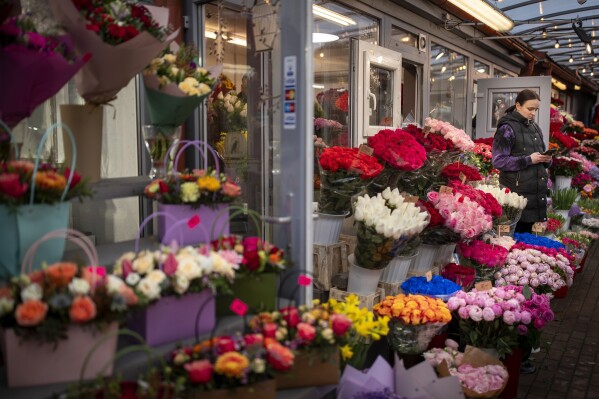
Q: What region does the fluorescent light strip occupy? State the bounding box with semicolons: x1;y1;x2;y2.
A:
313;4;356;27
447;0;513;32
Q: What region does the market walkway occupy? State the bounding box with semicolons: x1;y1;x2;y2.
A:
518;240;599;399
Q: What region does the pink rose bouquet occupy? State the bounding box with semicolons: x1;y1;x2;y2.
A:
427;191;492;239
450;181;503;219
457;240;508;282
424;117;475;152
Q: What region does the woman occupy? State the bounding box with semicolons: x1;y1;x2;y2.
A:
492;89;552;234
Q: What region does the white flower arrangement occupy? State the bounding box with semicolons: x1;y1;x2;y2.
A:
476;184;528;210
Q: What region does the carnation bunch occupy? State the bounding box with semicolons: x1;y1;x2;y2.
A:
427;191;492;239
424;117;474;151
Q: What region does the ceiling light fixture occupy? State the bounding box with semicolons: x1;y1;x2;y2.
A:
477;68;486;73
594;56;598;62
583;67;587;73
436;51;445;60
542;29;547;38
569;56;574;63
313;4;356;27
573;20;594;55
312;33;339;43
592;71;595;76
441;65;447;73
555;40;560;49
446;0;513;31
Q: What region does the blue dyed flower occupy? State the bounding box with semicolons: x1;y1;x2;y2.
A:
514;233;565;250
401;275;462;296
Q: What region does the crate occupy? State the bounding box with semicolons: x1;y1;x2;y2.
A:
329;287;383;310
313;242;349;290
339;234;357;255
407;266;440;278
378;281;403;297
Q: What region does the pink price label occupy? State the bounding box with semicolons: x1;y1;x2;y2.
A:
187;215;201;229
229;298;249;316
298;275;312;286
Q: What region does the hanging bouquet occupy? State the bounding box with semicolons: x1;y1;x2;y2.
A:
143;44;217;127
417;199;461;245
464;143;497;177
400;275;462;299
169;332;293;394
317;146;383;215
0;160;91;206
424;117;475;152
550;130;579;151
457;240;508;282
210;235;285;275
551;156;584;177
449;181;503;219
440;163;482;183
112;245;236;305
446;286;531;357
366;128;427;194
0;263;134;344
49;0;178;104
0;14;89;127
353;192;429;269
545;213;565;234
374;294;451;354
325;295;389;368
144;169;241;207
441;263;476;291
476;184;527;224
427;191;493;240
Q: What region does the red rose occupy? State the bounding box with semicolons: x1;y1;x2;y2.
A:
184;360;213;384
64;168;81;188
297;322;316;342
280;306;300;328
243;333;264;348
263;322;278;338
242;236;262;271
0;173;28;198
216;336;236;354
330;314;352;336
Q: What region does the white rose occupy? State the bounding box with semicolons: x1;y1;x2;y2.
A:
175;255;202;281
225;104;234;113
68;278;91;296
126;273;141;286
321;327;334;341
21;283;42;302
0;297;15;317
173;275;190;295
132;253;155;275
106;275;125;295
210;253;235;279
163;54;176;64
137;278;161;301
240;109;247;117
147;270;167;285
217;92;224;100
170;66;180;77
251;358;266;374
196;67;208;75
198;83;211;95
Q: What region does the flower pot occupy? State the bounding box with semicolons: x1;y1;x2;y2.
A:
313;212;348;245
347;254;385;295
274;349;339;389
126;290;215;346
554;175;572;191
157;203;229;246
380;253;417;283
0;322;118;387
410;244;440;273
553;209;571;231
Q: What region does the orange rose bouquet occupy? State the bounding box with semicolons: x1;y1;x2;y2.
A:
0;262;135;344
374;294;451;354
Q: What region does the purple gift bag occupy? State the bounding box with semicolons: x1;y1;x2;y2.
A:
157;203;229;246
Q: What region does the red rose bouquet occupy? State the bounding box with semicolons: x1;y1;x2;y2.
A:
0;15;89;127
441;263;475;290
550;130;579;150
403;124;454;153
551;156;584;177
335;90;349;113
449;181;503;219
457;240;508;282
441;162;482;183
545;213;565;234
318;146;383;215
211;235;285;274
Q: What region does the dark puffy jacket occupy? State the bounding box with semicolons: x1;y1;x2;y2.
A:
495;112;548;223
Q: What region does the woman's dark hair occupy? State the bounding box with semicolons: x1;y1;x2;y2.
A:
505;89;540;114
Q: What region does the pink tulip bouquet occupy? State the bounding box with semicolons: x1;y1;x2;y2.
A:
447;286;532;357
457;240;508;282
427;191;492;240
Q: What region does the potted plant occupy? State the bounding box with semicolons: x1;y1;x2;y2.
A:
551;188;579;230
550;156;584;191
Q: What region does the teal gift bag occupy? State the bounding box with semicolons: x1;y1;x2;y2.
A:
0;123;77;278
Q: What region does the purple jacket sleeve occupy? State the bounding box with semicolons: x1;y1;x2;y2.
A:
492;124;532;172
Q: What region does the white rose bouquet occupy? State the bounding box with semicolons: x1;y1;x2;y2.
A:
476;184;527;224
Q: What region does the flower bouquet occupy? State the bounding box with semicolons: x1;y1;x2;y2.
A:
328;294;389;370
569;151;596;173
249;300;351;387
400;275;462;300
427;191;493;240
513;232;566;250
476;184;527;227
417;199;461;245
349;192;429;294
314;117;344;146
464;143;497;178
0;229;131;387
457;240;508;283
550;130;579;151
0;14;89;128
0;155;91;275
113;244;236;345
144;164;242;246
449;181;503;220
517;286;554;349
440;162;482;183
211;235;285;315
366;128;427;195
441;263;476;291
545;212;565;234
551;157;584;191
424;117;475;152
374;294;451;354
446;286;532;357
169;333;294;399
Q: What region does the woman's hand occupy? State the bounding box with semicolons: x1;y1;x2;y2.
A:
530;152;552;164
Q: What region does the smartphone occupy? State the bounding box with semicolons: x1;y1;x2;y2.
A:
542;149;558;156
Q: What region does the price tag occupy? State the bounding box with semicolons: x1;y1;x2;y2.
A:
187;214;201;229
439;185;453;195
358;144;374;156
425;271;433;282
229;298;249;316
403;194;419;203
532;222;546;233
298;275;312;286
459;172;467;184
475;281;493;291
497;224;510;236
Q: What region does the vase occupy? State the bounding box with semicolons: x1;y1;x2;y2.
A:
347;254;385;295
554;175;572;191
553;209;571;231
142;125;181;179
436;243;457;269
380;253;417;283
313;212;348;245
409;244;440;273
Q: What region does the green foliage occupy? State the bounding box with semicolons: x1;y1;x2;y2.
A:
551;188;578;210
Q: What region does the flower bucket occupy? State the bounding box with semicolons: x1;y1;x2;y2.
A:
499;348;522;399
554;175;572;191
216;272;278;316
347;254;385;295
553;285;568;299
380;254;417;283
274;349;339;389
157;203;229;246
436;243;457;267
0;322;118;387
126;290;215;346
387;319;447;355
409;244;440;273
313;212;348;245
186;380;276;399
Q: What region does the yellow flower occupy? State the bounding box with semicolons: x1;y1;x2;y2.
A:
163;54;176;64
180;182;200;202
214;352;249;379
340;345;353;361
35;171;66;191
198;176;221;192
